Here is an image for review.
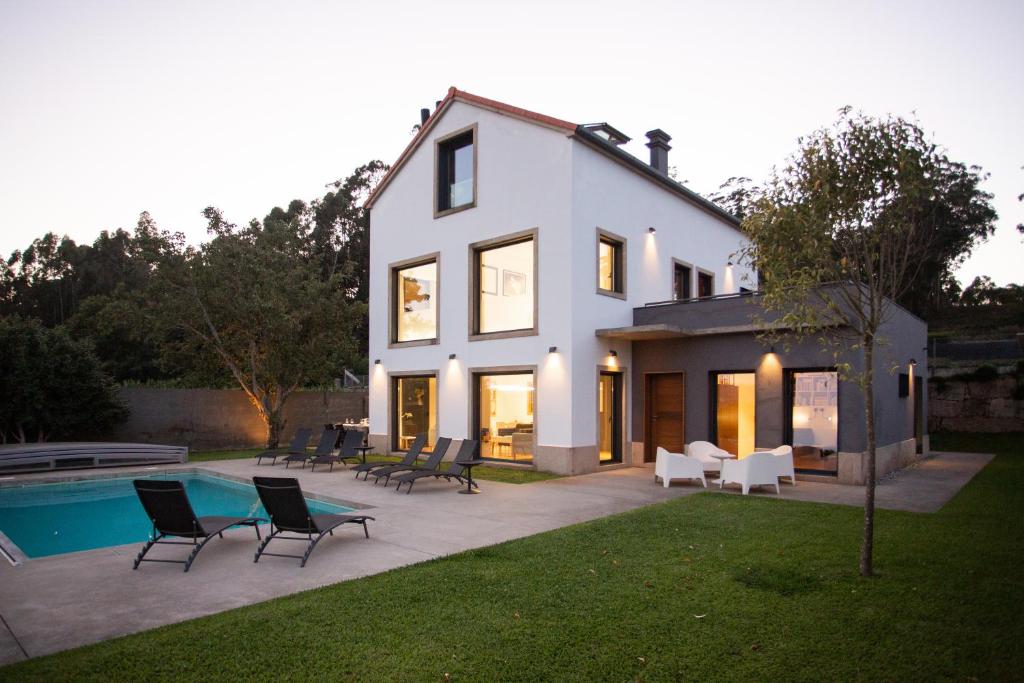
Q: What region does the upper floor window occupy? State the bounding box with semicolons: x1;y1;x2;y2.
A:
673;260;692;300
697;270;714;298
597;229;626;297
471;231;536;338
391;256;438;344
435;125;476;216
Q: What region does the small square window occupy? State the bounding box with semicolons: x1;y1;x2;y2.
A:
597;231;625;296
697;271;714;298
436;127;475;215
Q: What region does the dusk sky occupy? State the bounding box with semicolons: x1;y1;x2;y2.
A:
1;0;1020;286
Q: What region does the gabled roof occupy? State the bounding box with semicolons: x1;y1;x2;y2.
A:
364;88;741;229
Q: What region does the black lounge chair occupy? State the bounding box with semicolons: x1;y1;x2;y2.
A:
310;429;364;472
351;433;426;480
283;429;339;469
252;477;374;567
370;437;451;486
132;479;265;572
255;427;313;465
392;439;480;494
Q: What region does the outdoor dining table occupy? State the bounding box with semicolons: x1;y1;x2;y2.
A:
456;459;487;494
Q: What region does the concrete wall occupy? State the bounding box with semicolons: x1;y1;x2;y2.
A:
112;388;368;450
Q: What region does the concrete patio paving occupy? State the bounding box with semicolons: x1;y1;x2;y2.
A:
0;450;992;666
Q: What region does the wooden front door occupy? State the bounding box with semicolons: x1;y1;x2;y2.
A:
644;373;685;462
716;383;739;456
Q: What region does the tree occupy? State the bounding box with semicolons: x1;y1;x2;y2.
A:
740;109;977;577
153;205;364;448
0;316;127;443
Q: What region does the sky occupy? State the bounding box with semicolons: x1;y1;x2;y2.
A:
1;0;1021;287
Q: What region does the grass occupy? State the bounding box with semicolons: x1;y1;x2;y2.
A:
5;434;1021;681
187;449;561;484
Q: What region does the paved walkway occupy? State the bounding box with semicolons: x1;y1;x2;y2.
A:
0;450;992;665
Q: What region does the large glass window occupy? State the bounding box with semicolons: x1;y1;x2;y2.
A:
714;372;756;457
437;129;474;213
393;375;437;452
597;233;624;295
475;237;534;335
790;370;838;473
475;372;534;461
393;259;437;343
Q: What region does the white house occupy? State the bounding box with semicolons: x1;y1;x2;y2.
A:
366;88;754;474
365;88;927;481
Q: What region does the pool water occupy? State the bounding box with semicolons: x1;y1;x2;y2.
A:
0;473;352;559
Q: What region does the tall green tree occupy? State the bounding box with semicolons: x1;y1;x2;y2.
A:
0;316;127;443
740;109;993;577
153;205;364;448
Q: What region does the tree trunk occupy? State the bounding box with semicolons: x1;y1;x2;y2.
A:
860;337;877;577
265;408;284;450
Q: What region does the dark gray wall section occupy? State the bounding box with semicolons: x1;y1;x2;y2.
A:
113;388;368;450
629;295;927;453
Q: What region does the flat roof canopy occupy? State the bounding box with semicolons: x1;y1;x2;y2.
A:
595;322;780;341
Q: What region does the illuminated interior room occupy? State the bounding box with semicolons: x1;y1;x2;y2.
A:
475;372;534;461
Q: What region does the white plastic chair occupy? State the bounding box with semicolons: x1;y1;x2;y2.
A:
718;452;780;495
685;441;730;473
769;445;796;485
654;447;707;488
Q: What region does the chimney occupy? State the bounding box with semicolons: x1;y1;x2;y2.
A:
645;129;672;174
420;108;430;125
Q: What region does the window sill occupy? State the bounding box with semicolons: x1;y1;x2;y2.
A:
469;328;538;342
388;338;440;349
434;202;476;219
597;288;627;300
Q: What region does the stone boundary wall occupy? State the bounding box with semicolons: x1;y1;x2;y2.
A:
929;376;1024;432
112;388;368;450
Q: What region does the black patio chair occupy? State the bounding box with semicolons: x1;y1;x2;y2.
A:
283;429;339;469
252;477;374;567
351;433;426;480
310;429;364;472
255;427;313;466
370;437;451;487
132;479;265;573
392;439;480;494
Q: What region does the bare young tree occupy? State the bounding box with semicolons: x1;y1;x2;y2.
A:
741;109;994;576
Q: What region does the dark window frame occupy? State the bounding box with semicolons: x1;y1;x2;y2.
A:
388;253;440;348
470;367;537;463
434;124;477;218
390;372;438;453
696;269;715;298
672;258;693;300
596;228;627;298
782;366;841;476
468;228;539;341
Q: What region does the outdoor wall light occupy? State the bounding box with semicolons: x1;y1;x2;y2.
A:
449;353;457;360
727;259;733;266
374;359;381;365
548;346;558;353
908;358;917;366
608;350;618;357
648;227;656;234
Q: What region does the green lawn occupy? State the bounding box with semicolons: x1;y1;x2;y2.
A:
6;433;1021;681
187;449;561;484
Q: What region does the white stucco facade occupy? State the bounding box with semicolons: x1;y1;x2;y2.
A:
367;92;751;473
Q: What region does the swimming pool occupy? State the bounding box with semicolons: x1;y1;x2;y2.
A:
0;472;353;559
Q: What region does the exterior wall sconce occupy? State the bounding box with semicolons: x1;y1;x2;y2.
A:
727;259;733;266
769;345;775;354
449;353;457;360
374;359;381;365
648;227;656;234
548;346;558;353
608;350;618;357
908;358;917;366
